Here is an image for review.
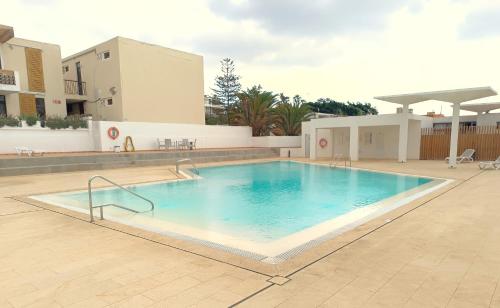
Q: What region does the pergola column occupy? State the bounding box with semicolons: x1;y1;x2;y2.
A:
349;125;359;161
448;103;461;168
309;127;317;160
398;114;409;163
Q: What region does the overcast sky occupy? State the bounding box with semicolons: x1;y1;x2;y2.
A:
5;0;500;115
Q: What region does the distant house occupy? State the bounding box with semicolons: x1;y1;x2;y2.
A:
1;25;205;124
0;24;66;119
62;37;205;124
431;103;500;129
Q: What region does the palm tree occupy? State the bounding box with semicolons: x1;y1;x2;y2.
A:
231;86;277;136
273;95;311;136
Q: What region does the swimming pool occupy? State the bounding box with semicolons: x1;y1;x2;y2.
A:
32;161;448;262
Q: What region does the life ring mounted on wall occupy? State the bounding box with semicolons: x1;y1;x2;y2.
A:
107;127;120;140
319;138;328;148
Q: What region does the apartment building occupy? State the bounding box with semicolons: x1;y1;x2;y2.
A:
62;37;205;124
0;25;66;118
431;103;500;128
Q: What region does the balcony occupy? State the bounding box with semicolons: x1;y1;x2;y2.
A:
0;69;20;94
0;25;14;43
64;80;87;96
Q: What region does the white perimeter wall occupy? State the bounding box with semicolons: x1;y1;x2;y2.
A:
0;121;301;154
0;127;95;153
251;136;301;148
95;121;253;151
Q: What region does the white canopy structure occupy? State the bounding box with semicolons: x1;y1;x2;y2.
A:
375;87;497;167
460;102;500;114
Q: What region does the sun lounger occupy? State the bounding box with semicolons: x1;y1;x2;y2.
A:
15;147;43;157
479;156;500;170
445;149;475;163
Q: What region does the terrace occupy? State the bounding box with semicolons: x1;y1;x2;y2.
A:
1;159;499;306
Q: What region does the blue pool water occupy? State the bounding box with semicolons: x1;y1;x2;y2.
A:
60;161;431;242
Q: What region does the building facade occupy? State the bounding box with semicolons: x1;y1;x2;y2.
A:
62;37;205;124
0;25;66;118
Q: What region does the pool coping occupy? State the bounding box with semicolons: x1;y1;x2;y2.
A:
15;158;457;277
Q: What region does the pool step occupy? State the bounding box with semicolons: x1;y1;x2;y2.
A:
0;148;280;177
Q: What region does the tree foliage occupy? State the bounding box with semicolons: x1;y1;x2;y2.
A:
231;86;277;136
307;98;378;116
211;58;241;122
272;94;311;136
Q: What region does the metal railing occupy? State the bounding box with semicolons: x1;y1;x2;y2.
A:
0;69;16;85
64;79;87;95
330;154;352;169
88;175;154;222
175;158;199;175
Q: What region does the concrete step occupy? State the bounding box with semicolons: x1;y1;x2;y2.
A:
0;148;279;176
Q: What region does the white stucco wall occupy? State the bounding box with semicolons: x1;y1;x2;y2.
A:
95;121;253;151
358;126;399;159
0;120;312;154
251;136;301;148
0;126;95;153
307;113;430;161
316;128;333;158
477;113;500;126
332;127;350;157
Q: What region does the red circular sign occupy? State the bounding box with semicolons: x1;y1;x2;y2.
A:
107;127;120;140
319;138;328;148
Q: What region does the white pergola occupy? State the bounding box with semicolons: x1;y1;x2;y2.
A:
375;87;497;167
460;102;500;114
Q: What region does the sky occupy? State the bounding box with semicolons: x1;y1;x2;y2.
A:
4;0;500;115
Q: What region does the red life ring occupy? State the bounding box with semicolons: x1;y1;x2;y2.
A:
107;127;120;140
319;138;328;148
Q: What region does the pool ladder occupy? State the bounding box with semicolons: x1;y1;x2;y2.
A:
330;154;352;169
88;175;155;223
175;158;199;175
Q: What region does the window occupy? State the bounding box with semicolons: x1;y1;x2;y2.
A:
433;123;451;129
97;51;111;61
62;65;69;73
0;95;6;116
35;97;46;119
104;98;113;106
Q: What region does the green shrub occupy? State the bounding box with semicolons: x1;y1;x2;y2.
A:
45;116;68;130
3;115;20;127
66;115;87;129
0;116;4;128
22;114;39;126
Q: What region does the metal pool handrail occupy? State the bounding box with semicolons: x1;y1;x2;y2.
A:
175;158;199;175
88;175;154;222
330;154;352;169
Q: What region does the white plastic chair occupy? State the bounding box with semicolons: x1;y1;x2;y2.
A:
446;149;475;163
479;156;500;170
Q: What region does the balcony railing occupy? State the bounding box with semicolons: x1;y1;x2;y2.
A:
64;79;87;96
0;69;16;85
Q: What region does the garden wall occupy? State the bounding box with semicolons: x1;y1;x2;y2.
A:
0;126;95;153
0;120;303;154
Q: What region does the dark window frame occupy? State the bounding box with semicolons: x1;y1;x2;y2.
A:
0;95;6;116
35;97;46;119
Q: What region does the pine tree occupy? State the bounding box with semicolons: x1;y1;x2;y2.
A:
212;58;241;124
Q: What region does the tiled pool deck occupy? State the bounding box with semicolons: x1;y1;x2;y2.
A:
1;159;499;307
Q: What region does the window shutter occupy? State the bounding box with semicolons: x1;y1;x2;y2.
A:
19;93;37;115
25;47;45;92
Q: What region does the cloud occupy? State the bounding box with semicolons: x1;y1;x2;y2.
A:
190;33;279;62
208;0;418;37
188;33;340;67
460;8;500;39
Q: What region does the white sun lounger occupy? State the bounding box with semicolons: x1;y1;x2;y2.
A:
15;147;43;157
479;156;500;170
445;149;475;163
